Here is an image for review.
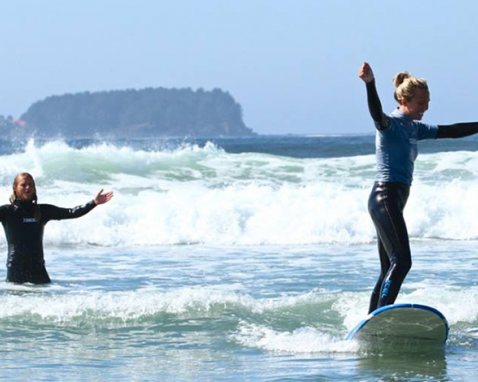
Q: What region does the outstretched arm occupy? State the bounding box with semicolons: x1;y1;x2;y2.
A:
358;62;388;130
44;190;113;221
436;122;478;139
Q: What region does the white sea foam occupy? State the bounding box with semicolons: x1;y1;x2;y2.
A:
0;140;476;247
0;284;360;353
232;322;358;353
0;285;330;324
0;286;248;322
335;285;478;332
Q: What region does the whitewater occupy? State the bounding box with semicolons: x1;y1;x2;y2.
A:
0;135;477;381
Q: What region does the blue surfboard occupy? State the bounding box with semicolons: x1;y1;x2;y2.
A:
347;303;448;347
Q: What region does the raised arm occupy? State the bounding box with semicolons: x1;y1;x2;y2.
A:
436;122;478;139
358;62;388;130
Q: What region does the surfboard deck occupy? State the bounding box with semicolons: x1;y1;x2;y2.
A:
346;303;448;348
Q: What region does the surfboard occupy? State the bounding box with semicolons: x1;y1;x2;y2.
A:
346;303;448;348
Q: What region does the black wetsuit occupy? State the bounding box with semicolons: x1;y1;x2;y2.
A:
0;200;96;284
365;79;478;313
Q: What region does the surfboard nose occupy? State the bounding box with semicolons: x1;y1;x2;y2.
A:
346;303;449;349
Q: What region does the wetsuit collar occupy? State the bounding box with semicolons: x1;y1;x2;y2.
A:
13;199;36;212
391;108;413;122
14;199;34;206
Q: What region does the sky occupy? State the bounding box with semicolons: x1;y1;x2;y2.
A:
1;0;478;135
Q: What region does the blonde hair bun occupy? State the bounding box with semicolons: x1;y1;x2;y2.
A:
393;72;411;88
393;71;428;102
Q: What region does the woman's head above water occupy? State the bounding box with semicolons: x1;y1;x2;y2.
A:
10;172;38;204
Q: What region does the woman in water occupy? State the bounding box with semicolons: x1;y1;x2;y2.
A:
0;172;113;284
358;62;478;313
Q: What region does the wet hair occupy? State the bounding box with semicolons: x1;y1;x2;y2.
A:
10;172;38;204
393;71;429;103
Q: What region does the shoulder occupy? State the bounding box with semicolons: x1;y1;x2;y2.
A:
38;203;59;209
38;204;61;213
0;203;13;211
0;203;14;219
415;122;438;140
377;113;401;134
387;110;408;125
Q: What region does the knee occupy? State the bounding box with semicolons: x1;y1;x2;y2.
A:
393;256;412;278
368;196;379;217
402;258;412;275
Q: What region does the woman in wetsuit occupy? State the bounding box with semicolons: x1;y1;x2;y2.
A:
0;172;113;284
358;62;478;313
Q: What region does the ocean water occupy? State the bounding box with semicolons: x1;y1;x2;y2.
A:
0;135;477;381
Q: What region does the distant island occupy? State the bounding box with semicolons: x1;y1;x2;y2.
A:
0;87;255;138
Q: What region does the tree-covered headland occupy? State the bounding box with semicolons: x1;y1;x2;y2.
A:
1;87;255;138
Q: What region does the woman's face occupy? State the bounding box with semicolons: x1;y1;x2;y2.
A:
400;88;430;120
14;175;35;202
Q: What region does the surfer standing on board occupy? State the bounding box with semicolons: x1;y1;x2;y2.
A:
0;172;113;284
358;62;478;313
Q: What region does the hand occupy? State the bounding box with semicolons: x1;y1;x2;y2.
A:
358;62;375;83
94;189;113;205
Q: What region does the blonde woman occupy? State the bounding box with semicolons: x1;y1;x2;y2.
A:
358;62;478;313
0;172;113;284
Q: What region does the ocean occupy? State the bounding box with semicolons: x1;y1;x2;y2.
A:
0;135;477;381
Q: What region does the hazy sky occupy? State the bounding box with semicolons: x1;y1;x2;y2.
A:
1;0;478;135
